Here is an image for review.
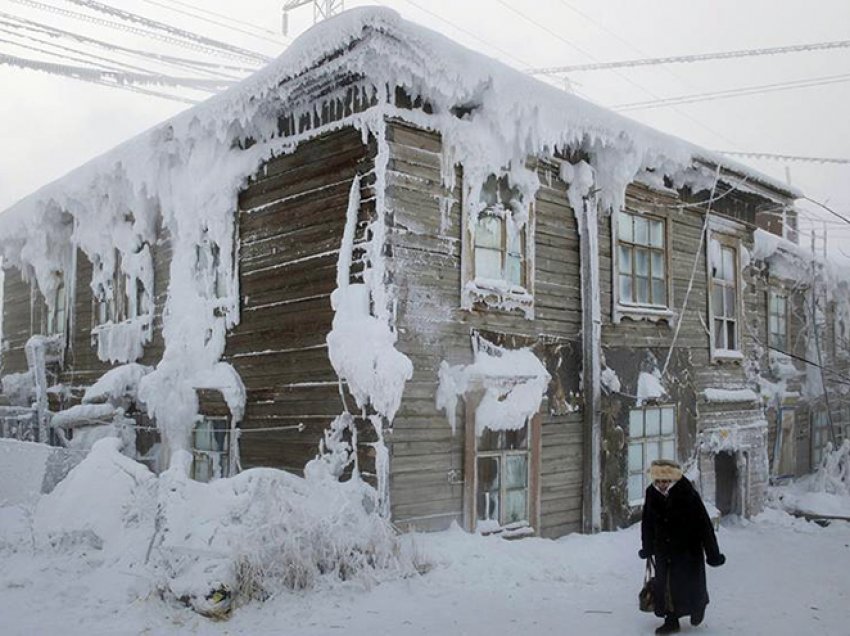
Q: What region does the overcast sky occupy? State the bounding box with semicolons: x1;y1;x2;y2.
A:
1;0;849;257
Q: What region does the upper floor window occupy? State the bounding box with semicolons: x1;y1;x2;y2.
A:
709;239;740;355
617;211;667;308
627;404;676;505
462;174;534;317
768;290;788;352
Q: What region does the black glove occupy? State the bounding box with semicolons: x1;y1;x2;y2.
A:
706;553;726;567
638;548;652;559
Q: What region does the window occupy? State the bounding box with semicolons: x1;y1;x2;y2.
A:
617;211;667;307
710;240;740;353
191;416;231;482
196;235;228;299
47;273;66;336
476;426;529;531
462;174;534;317
811;409;830;468
768;290;788;352
627;405;676;505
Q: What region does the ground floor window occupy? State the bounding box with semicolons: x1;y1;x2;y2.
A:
476;426;529;532
628;404;676;505
191;416;231;482
811;409;830;467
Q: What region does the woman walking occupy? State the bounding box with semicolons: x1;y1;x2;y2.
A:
639;459;726;634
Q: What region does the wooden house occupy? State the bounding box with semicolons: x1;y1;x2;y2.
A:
0;8;824;536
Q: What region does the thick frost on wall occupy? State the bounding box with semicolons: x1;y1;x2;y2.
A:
0;7;800;462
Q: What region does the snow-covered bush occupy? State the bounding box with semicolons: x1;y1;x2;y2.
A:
809;439;850;496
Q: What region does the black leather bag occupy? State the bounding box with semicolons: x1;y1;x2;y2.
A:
639;557;655;613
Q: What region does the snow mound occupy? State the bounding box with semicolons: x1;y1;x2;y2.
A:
768;440;850;520
27;437;420;618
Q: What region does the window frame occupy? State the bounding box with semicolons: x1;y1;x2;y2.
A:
627;404;677;506
707;230;745;361
811;409;829;468
612;208;674;324
191;415;232;482
464;391;541;535
768;288;789;352
461;174;536;318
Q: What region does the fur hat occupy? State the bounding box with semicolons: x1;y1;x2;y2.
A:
649;459;683;482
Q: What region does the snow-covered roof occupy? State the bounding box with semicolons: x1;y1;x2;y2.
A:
0;6;798;238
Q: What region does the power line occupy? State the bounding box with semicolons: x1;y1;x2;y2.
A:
155;0;282;37
613;72;850;111
8;0;265;64
0;12;252;78
528;38;850;75
138;0;287;47
0;52;199;103
716;151;850;165
59;0;271;62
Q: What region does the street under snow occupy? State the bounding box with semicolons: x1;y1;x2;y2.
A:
1;505;848;635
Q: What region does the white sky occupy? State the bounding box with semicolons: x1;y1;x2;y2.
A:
1;0;849;258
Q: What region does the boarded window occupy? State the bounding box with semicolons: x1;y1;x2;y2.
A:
627;404;676;505
617;210;667;307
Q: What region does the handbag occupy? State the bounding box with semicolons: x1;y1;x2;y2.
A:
639;557;655;613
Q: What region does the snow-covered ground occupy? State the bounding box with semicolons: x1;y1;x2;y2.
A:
1;503;848;635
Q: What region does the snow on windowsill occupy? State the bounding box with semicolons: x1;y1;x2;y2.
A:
702;388;759;404
464;278;533;319
614;303;674;324
712;348;744;362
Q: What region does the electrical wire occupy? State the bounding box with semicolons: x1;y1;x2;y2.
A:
613;72;850;112
8;0;266;64
716;151;850;165
59;0;271;62
155;0;282;37
529;38;850;74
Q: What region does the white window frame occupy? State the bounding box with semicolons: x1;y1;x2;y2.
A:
768;289;788;352
461;174;535;318
627;404;677;506
707;227;745;361
612;209;673;323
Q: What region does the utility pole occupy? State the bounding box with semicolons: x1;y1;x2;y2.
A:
282;0;345;36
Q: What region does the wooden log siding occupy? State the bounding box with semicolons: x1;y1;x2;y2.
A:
385;120;584;536
0;267;35;374
599;181;775;526
225;126;378;476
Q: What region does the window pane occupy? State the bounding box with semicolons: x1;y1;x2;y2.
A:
645;408;661;436
620;274;633;304
635;248;649;276
506;254;522;286
725;287;736;319
477;457;500;522
628;474;644;503
712;285;723;314
646;442;660;466
660;407;675;435
661;439;675;461
651;251;664;279
629;409;644;437
722;248;735;282
629;443;643;471
769;315;779;335
505;455;528;489
476;215;502;248
714;319;726;349
507;227;523;255
635;277;649;304
475;247;502;280
727;321;737;350
650;220;664;248
635;217;649;246
194;421;213;451
652;279;666;306
505;426;528;450
619;245;632;274
479;429;504;452
618;211;633;242
503;488;528;524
